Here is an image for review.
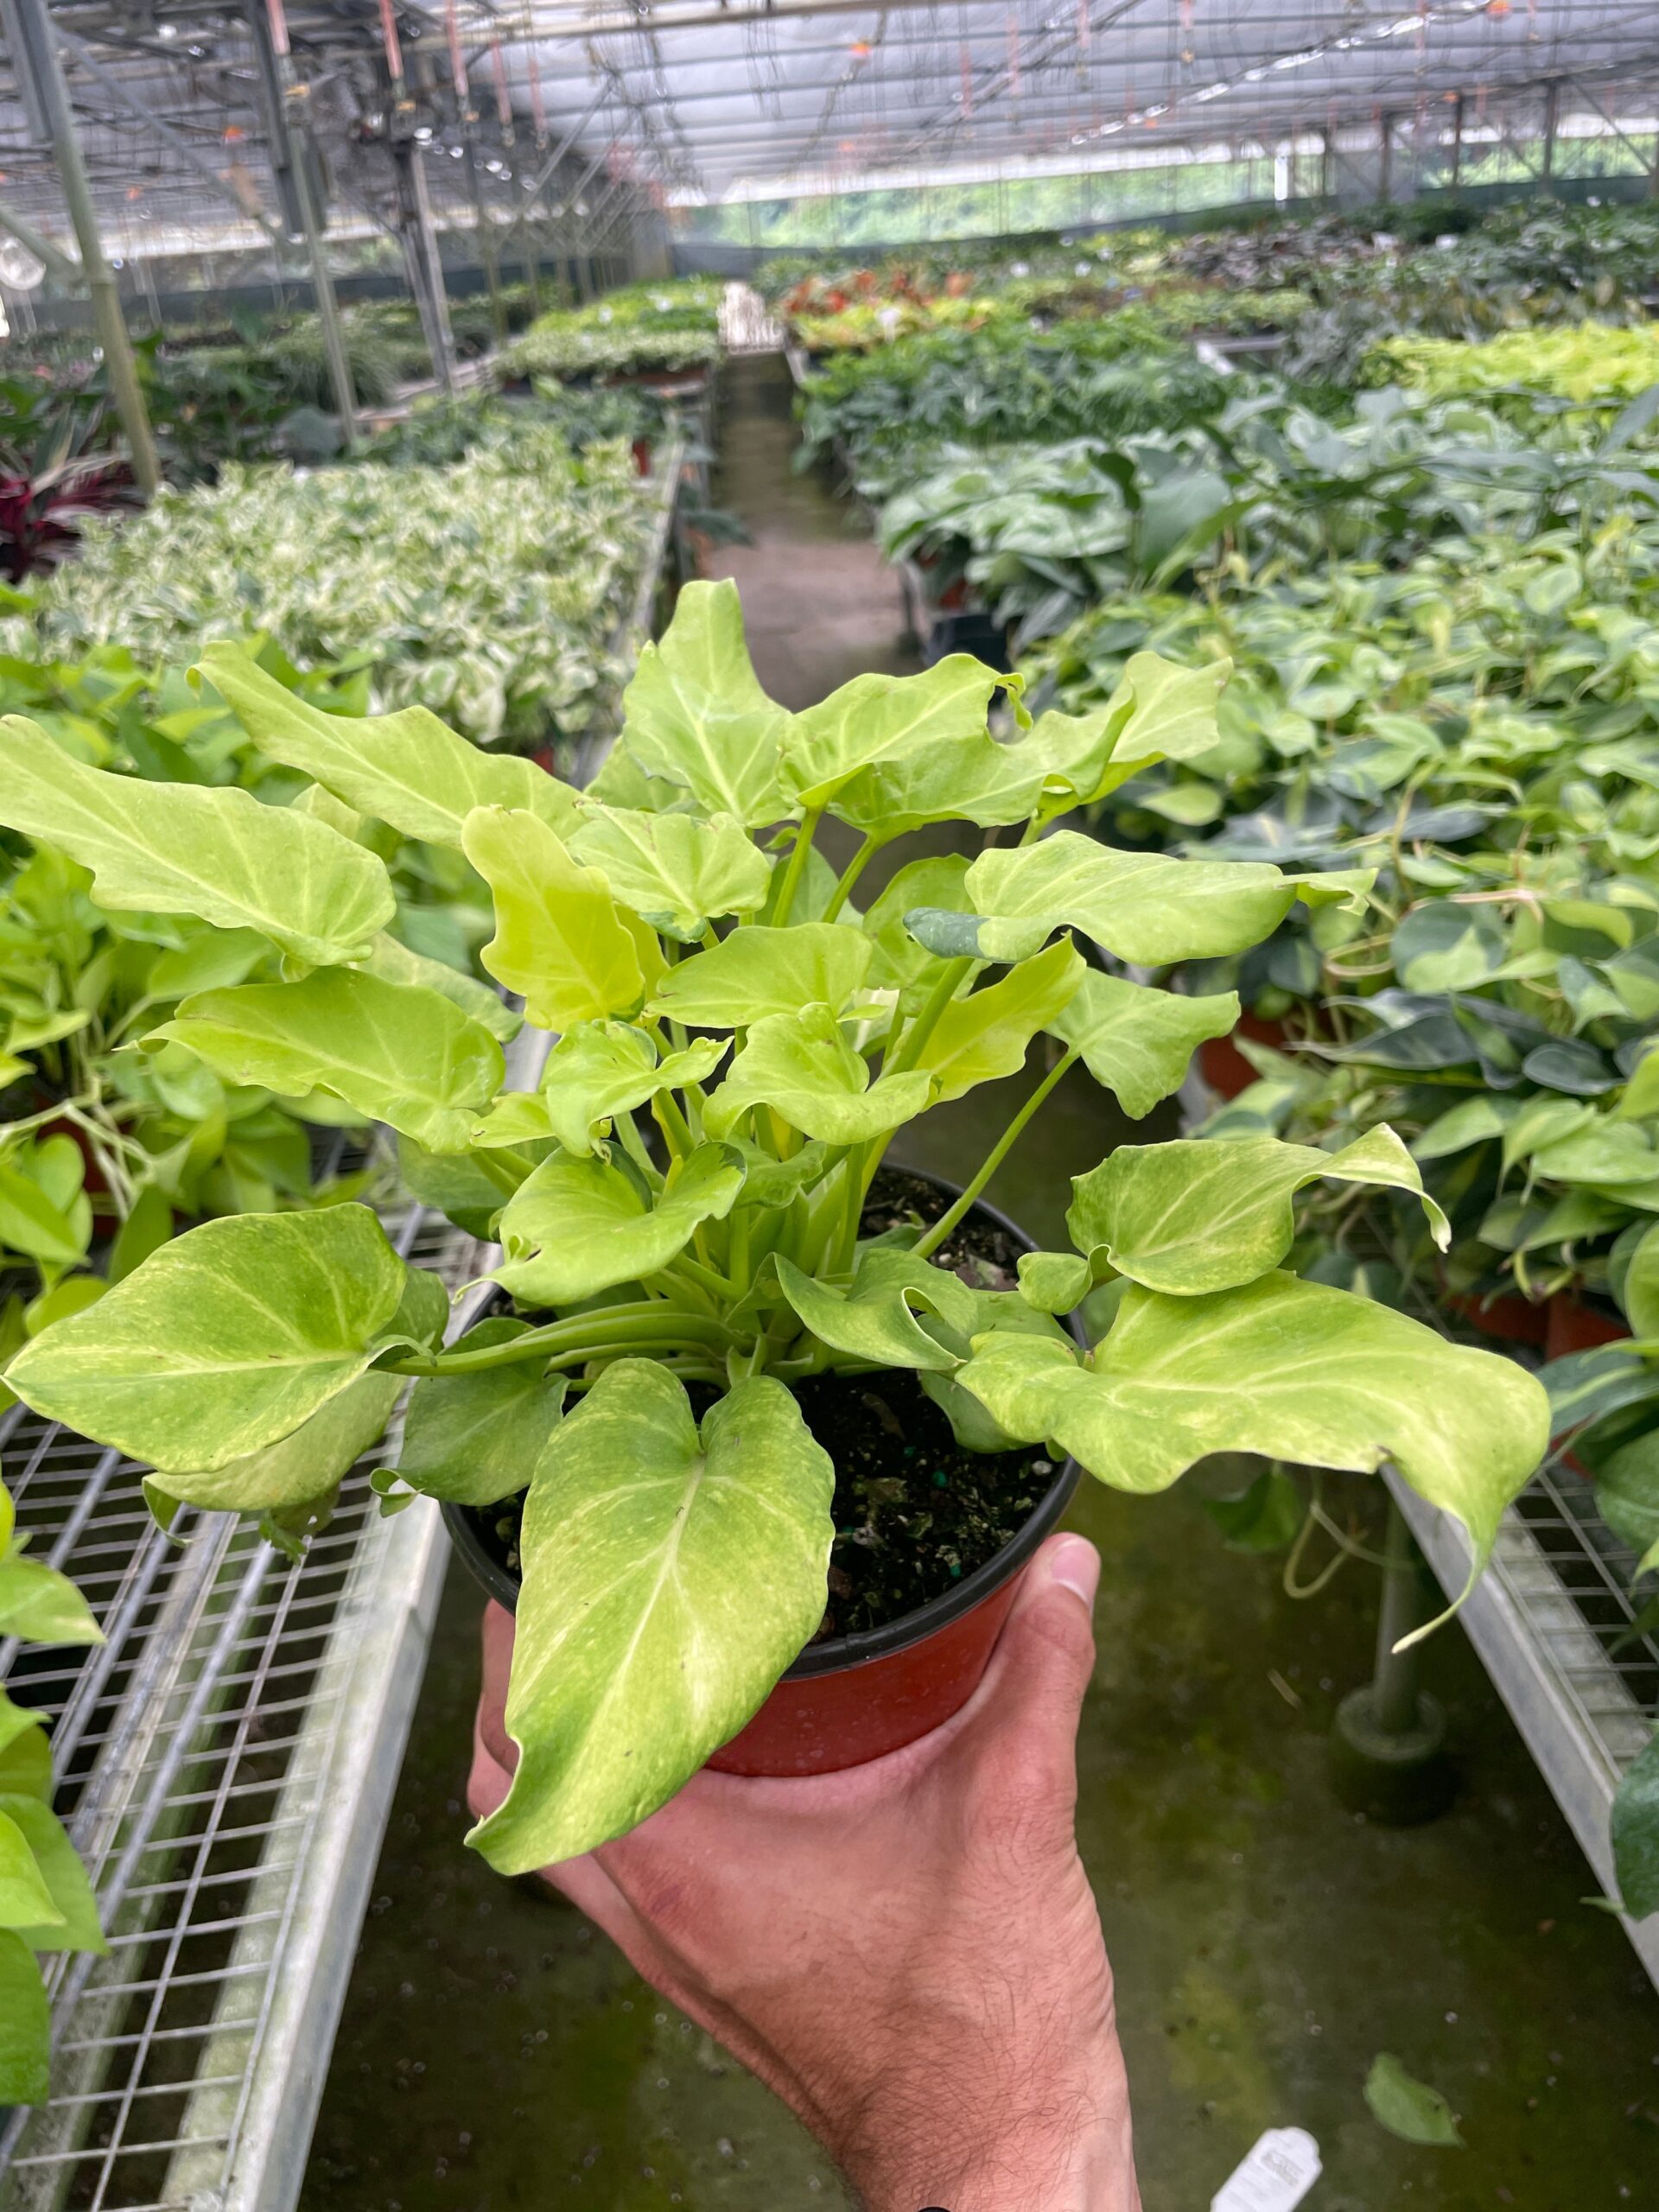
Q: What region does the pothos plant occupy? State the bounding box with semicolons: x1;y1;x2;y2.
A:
0;581;1547;1872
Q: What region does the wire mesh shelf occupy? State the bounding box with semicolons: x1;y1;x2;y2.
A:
0;1152;479;2212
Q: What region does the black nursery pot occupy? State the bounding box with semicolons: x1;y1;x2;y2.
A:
444;1166;1082;1777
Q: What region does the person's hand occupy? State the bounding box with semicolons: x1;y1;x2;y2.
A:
468;1532;1139;2212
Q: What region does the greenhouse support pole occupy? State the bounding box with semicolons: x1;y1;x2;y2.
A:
0;194;79;286
461;139;507;340
1541;79;1559;194
1377;109;1393;201
1450;92;1465;191
296;138;361;449
11;0;158;495
392;137;457;392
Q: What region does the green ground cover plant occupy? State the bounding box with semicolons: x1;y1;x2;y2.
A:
0;579;1546;1875
503;279;722;383
1376;322;1659;408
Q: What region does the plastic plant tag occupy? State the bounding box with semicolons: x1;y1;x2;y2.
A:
1211;2127;1322;2212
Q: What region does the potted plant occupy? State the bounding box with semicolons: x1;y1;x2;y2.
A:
0;580;1547;1874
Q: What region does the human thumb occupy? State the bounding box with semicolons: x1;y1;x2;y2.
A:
965;1532;1100;1759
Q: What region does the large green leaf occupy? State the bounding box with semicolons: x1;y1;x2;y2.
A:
359;934;521;1045
621;583;790;826
0;1796;103;1953
148;1371;404;1513
773;1250;974;1372
908;832;1369;968
703;1006;934;1144
461;807;655;1030
0;1551;104;1646
650;924;874;1028
198;645;580;847
1611;1732;1659;1921
0;1930;48;2106
832;728;1046;838
0;715;394;967
569;806;772;941
494;1144;743;1304
477;1021;724;1158
0;1693;50;1801
862;857;972;994
1049;970;1239;1118
151;969;505;1154
1067;1127;1450;1295
468;1363;833;1872
957;1274;1548;1583
647;577;773;711
0;1807;60;1930
780;657;1004;809
397;1319;566;1507
912;939;1084;1106
4;1207;416;1473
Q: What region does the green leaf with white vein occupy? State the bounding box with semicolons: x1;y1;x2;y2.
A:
150;969;505;1154
958;1274;1548;1578
651;924;874;1028
462;806;653;1031
569;805;772;941
0;716;395;967
148;1370;404;1513
649;579;774;710
912;939;1084;1106
360;934;521;1043
468;1363;834;1871
621;583;791;827
397;1320;567;1508
1049;971;1239;1118
780;657;1005;809
198;645;580;848
943;832;1371;968
505;1022;725;1158
832;728;1046;837
1067;1126;1450;1296
1029;652;1227;806
3;1206;414;1472
704;1006;934;1144
774;1251;976;1372
494;1144;743;1305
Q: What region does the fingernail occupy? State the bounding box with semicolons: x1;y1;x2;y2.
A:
1049;1535;1100;1607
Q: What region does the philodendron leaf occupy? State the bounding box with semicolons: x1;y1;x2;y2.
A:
468;1363;834;1872
198;645;581;847
0;1694;50;1800
461;807;658;1031
912;939;1084;1107
1016;1251;1094;1314
832;728;1046;838
0;1551;104;1646
920;832;1370;967
780;657;1006;809
1029;652;1228;806
0;1796;103;1952
397;1320;567;1507
863;856;973;994
622;582;791;826
150;970;505;1154
650;923;873;1028
494;1145;743;1305
703;1006;934;1144
148;1371;404;1514
1049;971;1240;1118
0;1930;48;2105
3;1207;416;1472
1611;1732;1659;1921
569;806;772;942
1363;2054;1465;2149
774;1251;977;1372
1067;1127;1451;1296
480;1021;724;1158
957;1274;1548;1599
360;935;522;1045
0;1807;60;1930
0;715;395;967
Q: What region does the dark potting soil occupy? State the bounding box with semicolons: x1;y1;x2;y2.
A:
469;1163;1063;1643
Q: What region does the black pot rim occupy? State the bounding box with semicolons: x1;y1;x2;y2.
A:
441;1160;1084;1680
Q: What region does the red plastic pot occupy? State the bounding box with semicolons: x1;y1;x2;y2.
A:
444;1173;1081;1780
1440;1285;1549;1348
631;436;652;477
1197;1013;1290;1103
1545;1292;1630;1363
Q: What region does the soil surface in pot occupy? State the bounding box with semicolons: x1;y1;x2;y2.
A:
468;1164;1062;1642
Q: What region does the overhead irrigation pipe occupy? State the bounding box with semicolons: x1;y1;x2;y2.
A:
495;85;609;250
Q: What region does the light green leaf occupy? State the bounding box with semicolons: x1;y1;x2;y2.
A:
494;1144;743;1305
0;1807;60;1931
0;1162;89;1271
4;1206;414;1473
780;657;1003;809
569;806;772;942
109;1184;174;1285
360;934;521;1044
0;1552;104;1646
862;856;972;994
957;1274;1548;1581
1411;1094;1516;1161
482;1022;724;1159
773;1250;976;1373
1067;1127;1450;1296
0;1694;49;1802
148;1370;404;1513
832;729;1046;838
1030;652;1227;805
0;1796;102;1952
461;807;652;1031
913;939;1084;1106
944;832;1370;968
1050;971;1240;1119
1016;1251;1094;1313
469;1363;833;1872
0;1929;48;2105
151;970;505;1154
650;923;873;1028
0;715;395;967
397;1319;566;1507
1622;1222;1659;1340
198;644;580;848
621;582;790;827
704;1006;934;1144
1363;2054;1465;2148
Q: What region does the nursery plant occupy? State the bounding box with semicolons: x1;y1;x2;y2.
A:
0;581;1547;1874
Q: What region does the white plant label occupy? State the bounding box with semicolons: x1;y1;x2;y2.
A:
1211;2127;1322;2212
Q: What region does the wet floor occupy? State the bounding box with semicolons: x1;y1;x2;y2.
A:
302;353;1659;2211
